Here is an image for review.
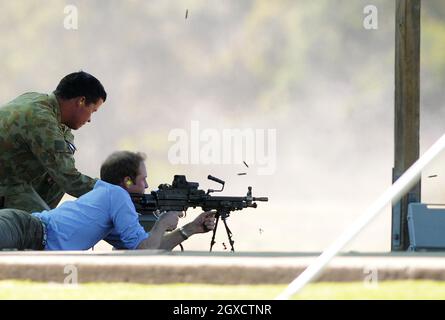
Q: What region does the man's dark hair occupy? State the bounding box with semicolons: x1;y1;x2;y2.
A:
100;151;146;185
54;71;107;104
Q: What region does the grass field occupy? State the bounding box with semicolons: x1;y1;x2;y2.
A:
1;280;445;299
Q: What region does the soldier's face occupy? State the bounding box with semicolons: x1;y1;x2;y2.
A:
72;98;104;129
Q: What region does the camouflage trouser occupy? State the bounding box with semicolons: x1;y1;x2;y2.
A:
0;208;45;250
0;172;64;213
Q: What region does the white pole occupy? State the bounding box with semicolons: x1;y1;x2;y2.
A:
276;133;445;300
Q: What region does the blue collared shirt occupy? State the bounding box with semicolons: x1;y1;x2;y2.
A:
32;180;149;250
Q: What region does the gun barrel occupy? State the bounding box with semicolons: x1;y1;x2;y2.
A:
254;197;268;202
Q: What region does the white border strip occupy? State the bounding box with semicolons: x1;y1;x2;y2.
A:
276;133;445;300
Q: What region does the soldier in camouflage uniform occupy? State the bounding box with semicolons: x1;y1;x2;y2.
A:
0;71;107;213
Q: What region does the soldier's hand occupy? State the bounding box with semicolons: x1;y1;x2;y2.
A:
190;211;216;234
157;211;182;231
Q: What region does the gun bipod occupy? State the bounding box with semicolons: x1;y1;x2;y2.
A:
210;209;235;252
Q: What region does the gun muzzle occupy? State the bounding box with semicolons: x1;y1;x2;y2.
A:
254;197;269;202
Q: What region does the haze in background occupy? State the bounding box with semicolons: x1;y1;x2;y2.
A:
2;0;445;252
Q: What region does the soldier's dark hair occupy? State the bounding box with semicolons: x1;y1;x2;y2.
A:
54;71;107;104
100;151;146;185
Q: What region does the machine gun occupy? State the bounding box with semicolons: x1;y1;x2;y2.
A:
130;175;268;251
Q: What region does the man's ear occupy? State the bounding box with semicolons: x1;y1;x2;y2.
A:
78;96;86;107
123;176;133;188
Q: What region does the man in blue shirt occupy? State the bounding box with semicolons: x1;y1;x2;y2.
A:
0;151;215;251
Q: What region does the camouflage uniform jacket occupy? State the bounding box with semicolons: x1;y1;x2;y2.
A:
0;92;96;198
